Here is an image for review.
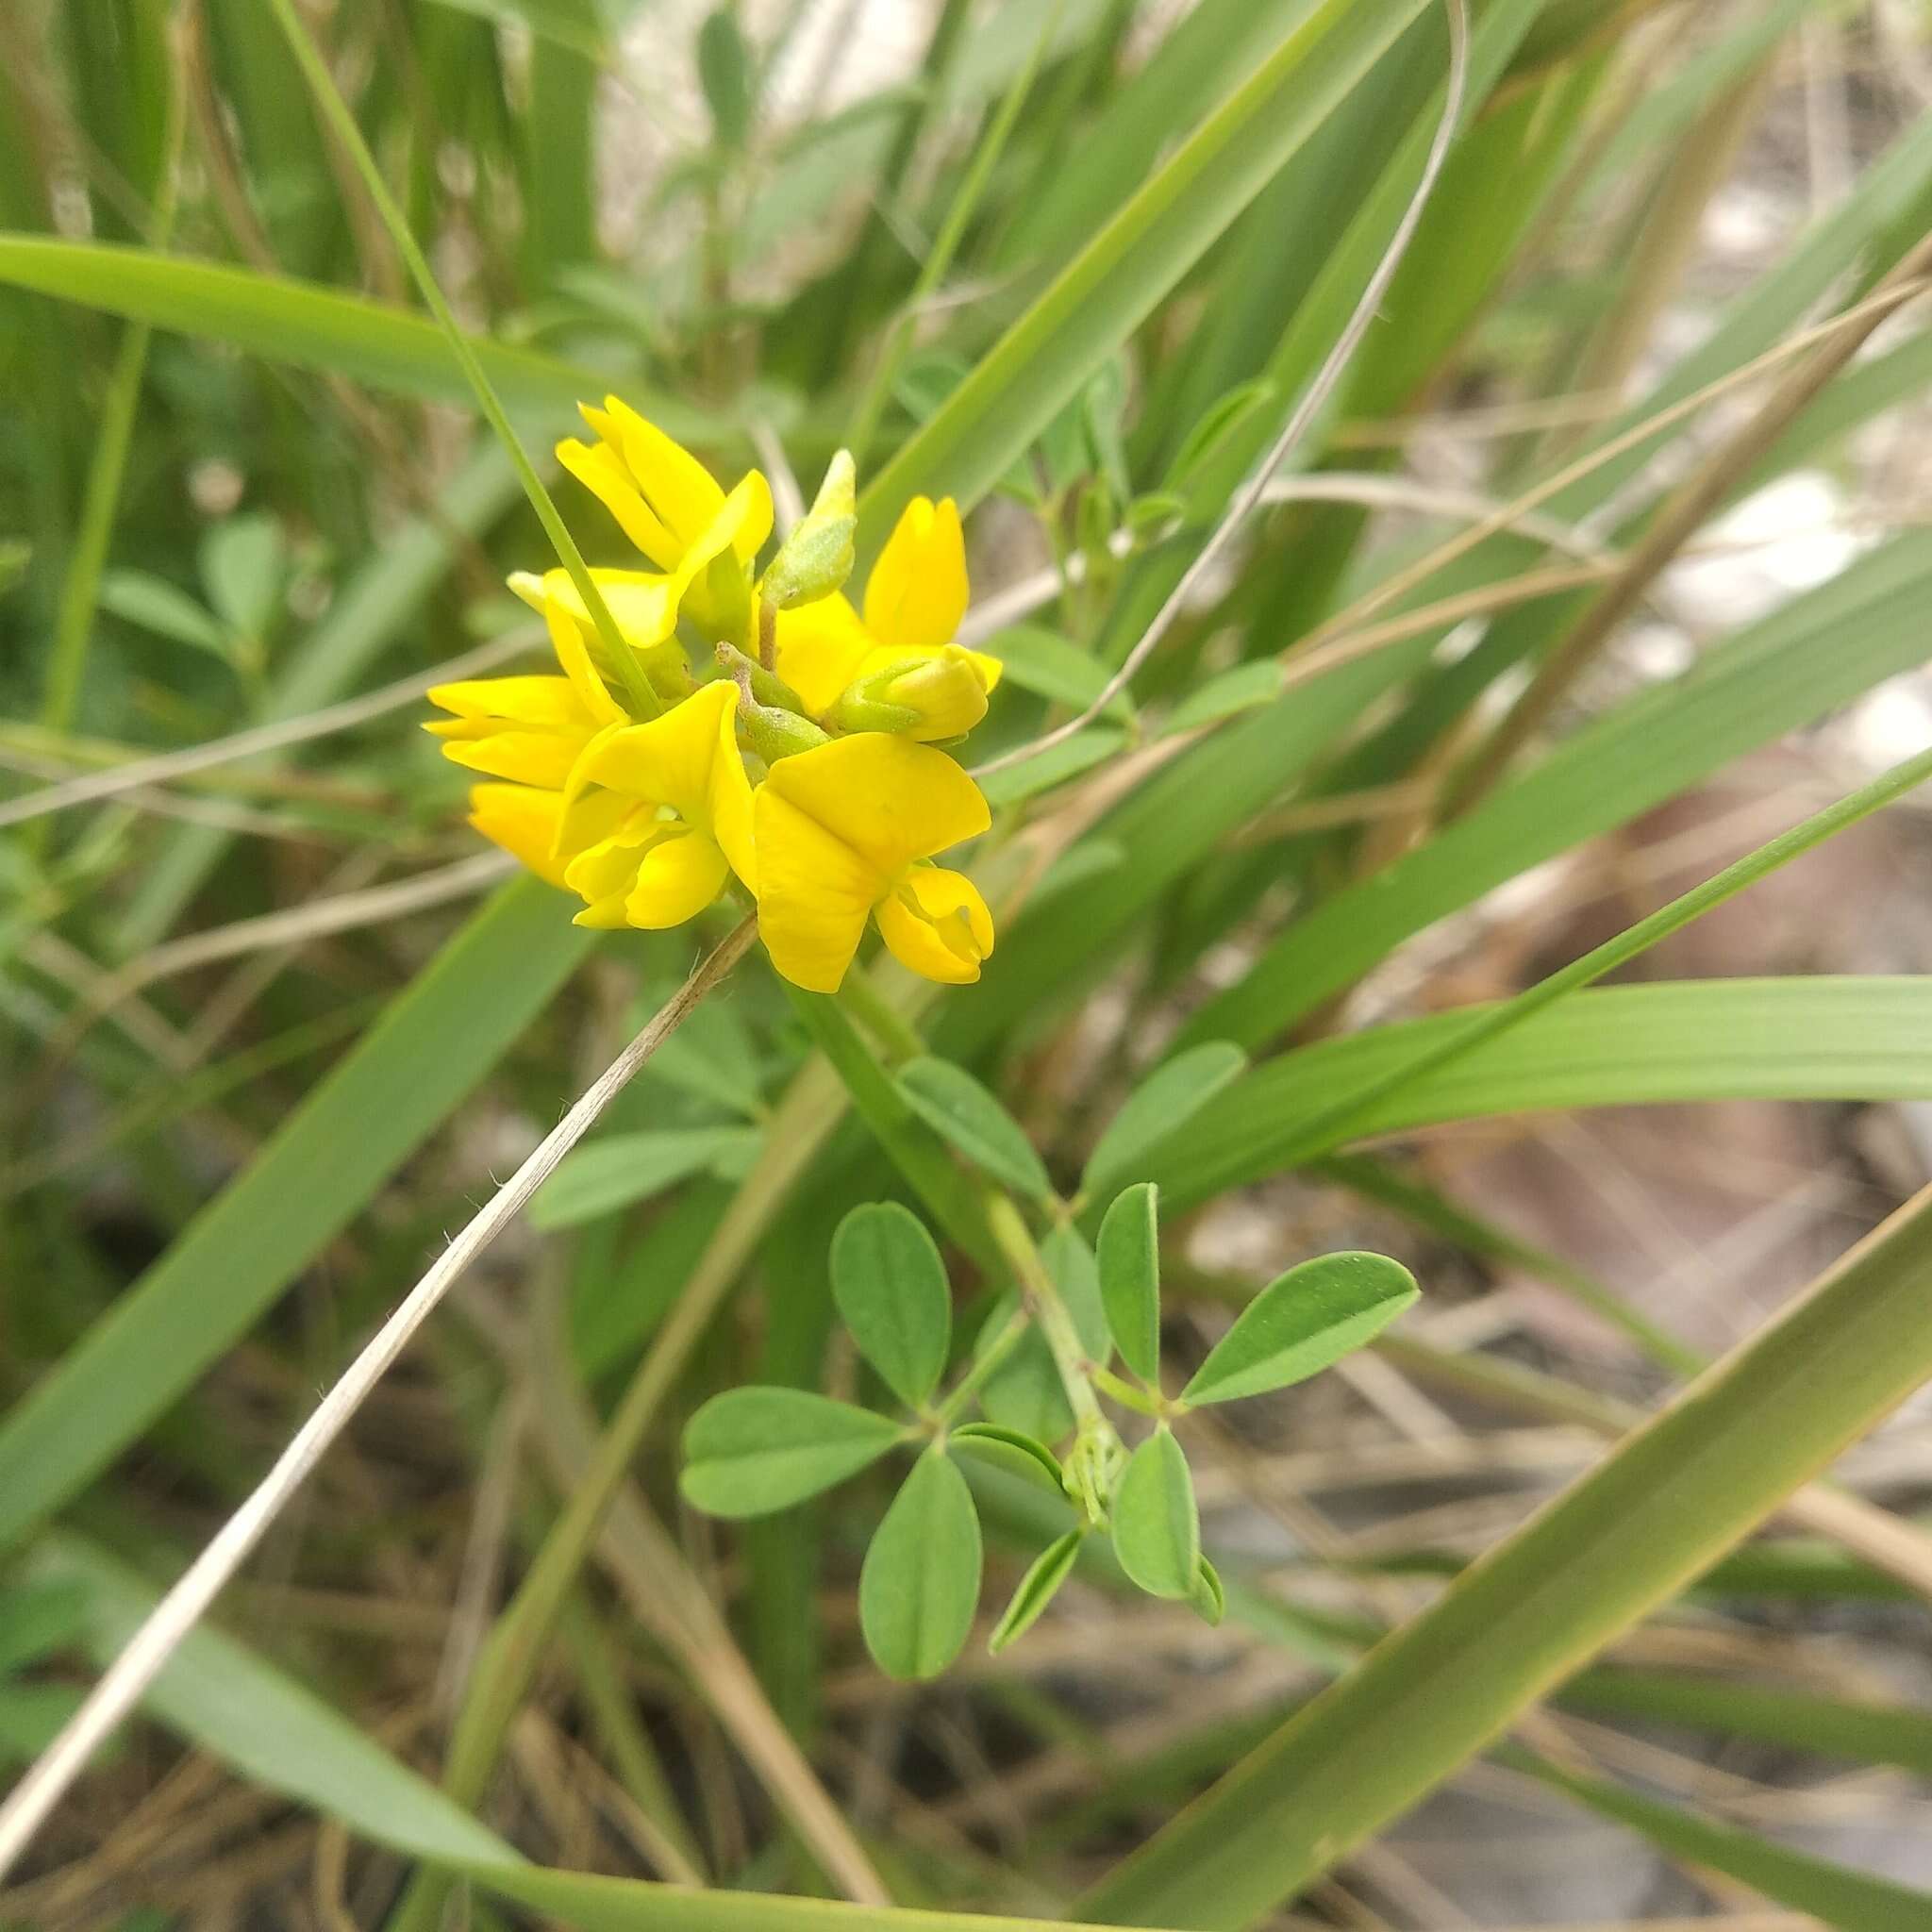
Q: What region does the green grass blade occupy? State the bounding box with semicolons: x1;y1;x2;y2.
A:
1081;1182;1932;1926
856;0;1432;552
27;1534;520;1868
115;442;524;953
1177;529;1932;1051
1557;1669;1932;1778
0;882;595;1550
1157;976;1932;1208
0;239;714;437
1509;1752;1932;1932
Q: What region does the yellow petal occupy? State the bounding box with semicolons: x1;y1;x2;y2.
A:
773;593;871;714
758;733;990;877
437;730;584;790
466;783;624;891
863;496;967;651
557;437;681;571
537;566;681;654
599;395;726;554
701;680;758;893
542;598;627;726
576;681;730;823
562;807;668;905
752;784;885;993
625;828;731;928
874;865;994;985
426;675;597;730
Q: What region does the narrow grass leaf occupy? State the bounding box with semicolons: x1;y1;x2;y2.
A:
1513;1753;1932;1932
895;1057;1053;1202
0;239;715;436
28;1536;518;1868
0;882;594;1552
1084;1043;1248;1195
530;1126;760;1230
1157;977;1932;1209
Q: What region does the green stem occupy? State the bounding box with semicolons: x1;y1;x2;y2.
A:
264;0;660;718
983;1192;1103;1432
834;973;926;1067
934;1304;1029;1425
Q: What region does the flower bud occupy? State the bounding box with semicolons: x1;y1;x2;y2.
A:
760;450;857;610
827;645;991;742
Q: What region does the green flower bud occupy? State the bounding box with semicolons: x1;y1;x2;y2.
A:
828;645;990;742
760;450;857;610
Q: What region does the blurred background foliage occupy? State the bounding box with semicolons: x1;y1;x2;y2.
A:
7;0;1932;1927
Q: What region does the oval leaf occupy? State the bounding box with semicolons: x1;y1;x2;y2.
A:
530;1126;760;1229
1110;1427;1198;1600
1180;1251;1419;1407
1041;1222;1110;1361
896;1057;1053;1201
681;1388;901;1519
831;1203;952;1410
859;1452;983;1681
1096;1182;1160;1382
990;1530;1085;1655
948;1423;1067;1497
1190;1554;1226;1628
1163;660;1283;735
1084;1041;1248;1192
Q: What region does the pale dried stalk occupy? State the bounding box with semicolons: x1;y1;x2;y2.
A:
0;630;537;832
0;916;758;1883
971;0;1472;780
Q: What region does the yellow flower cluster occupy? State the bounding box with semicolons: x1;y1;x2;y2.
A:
426;398;1002;993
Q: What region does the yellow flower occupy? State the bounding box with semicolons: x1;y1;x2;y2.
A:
753;733;993;992
423;675;608;789
466;781;628;890
557;680;757;929
773;495;1001;726
425;589;628;783
556;396;773;645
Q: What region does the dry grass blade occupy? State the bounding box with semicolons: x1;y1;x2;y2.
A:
0;630;537;831
0;916;758;1883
